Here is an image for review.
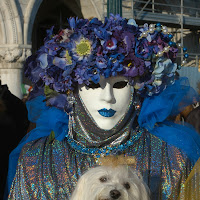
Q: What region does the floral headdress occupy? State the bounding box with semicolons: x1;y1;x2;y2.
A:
25;14;186;112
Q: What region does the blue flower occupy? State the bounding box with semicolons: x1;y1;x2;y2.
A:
110;53;125;62
96;56;107;69
87;67;100;83
70;36;95;62
68;17;76;30
37;53;48;69
111;62;124;76
127;19;138;27
53;57;68;70
44;26;54;42
153;58;177;78
89;18;102;26
62;64;75;77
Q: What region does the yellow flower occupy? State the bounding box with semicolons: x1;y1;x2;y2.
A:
75;38;91;56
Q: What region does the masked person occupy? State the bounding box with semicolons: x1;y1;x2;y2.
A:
6;15;200;200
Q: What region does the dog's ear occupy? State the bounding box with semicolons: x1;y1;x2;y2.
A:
128;167;150;200
139;180;150;200
70;175;86;200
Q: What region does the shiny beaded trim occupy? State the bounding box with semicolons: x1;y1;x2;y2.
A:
66;127;143;158
139;22;189;69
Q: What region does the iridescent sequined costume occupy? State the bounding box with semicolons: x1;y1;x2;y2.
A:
8;90;199;200
9;131;192;200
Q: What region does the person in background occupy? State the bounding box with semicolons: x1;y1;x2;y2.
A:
185;82;200;134
0;81;29;199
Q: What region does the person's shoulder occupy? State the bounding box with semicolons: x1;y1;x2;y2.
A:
19;137;48;159
148;131;190;162
19;137;68;159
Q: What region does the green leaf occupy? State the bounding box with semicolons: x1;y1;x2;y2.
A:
48;130;55;143
44;85;58;99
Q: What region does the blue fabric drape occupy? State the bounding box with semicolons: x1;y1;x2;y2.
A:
138;77;200;162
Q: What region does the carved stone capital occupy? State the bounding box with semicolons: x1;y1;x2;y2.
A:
0;46;32;64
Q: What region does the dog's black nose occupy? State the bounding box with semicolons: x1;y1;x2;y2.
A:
110;189;121;199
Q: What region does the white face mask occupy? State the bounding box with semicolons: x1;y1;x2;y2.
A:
78;76;132;130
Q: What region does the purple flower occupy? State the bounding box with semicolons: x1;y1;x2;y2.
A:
135;39;153;59
105;37;117;50
125;54;145;78
64;76;74;90
46;93;69;111
24;55;43;83
74;65;89;84
121;31;135;53
126;67;139;77
40;73;54;86
62;65;75;77
145;61;151;69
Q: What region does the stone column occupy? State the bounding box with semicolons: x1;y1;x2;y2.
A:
0;45;32;99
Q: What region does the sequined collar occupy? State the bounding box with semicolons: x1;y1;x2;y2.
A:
69;91;138;148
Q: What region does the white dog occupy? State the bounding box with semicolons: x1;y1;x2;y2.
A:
70;165;150;200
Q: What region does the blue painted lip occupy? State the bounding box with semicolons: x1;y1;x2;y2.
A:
98;108;116;117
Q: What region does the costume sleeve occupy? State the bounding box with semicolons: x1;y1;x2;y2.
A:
8;157;30;199
8;138;48;200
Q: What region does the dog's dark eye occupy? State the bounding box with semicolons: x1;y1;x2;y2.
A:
87;81;100;89
123;182;130;189
99;176;108;183
113;81;128;89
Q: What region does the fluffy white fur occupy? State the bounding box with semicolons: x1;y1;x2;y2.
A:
70;165;150;200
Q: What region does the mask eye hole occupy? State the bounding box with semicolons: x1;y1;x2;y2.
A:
123;182;130;189
87;81;101;89
99;176;108;183
113;81;128;89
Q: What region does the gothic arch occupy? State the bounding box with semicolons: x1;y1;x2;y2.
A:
24;0;43;45
29;0;84;52
0;0;23;44
0;8;6;44
24;0;84;45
